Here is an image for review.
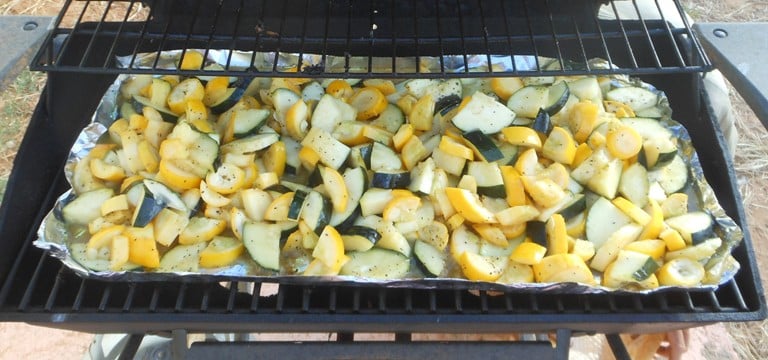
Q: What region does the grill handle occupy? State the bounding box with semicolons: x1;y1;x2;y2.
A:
695;23;768;129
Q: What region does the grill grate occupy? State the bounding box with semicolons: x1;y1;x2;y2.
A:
0;0;764;340
31;0;711;77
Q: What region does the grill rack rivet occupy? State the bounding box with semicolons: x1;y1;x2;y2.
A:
22;21;38;31
713;29;728;38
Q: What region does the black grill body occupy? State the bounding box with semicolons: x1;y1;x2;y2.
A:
0;0;765;340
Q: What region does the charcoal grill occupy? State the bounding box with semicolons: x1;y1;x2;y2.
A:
0;0;765;358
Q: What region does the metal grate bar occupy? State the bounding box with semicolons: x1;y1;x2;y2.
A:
126;0;157;69
435;0;446;74
174;0;206;72
71;279;87;312
652;0;685;67
521;0;543;71
411;0;421;73
17;255;48;311
200;0;227;64
608;0;639;70
571;16;591;71
295;0;312;73
455;0;470;74
499;0;516;72
102;0;139;68
78;0;114;67
249;282;261;312
630;0;662;68
123;283;136;312
98;285;112;312
729;280;749;311
52;0;91;67
224;0;245;69
588;1;615;70
43;267;66;312
543;0;566;71
175;283;187;312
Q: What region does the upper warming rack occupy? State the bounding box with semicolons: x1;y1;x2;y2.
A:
31;0;711;78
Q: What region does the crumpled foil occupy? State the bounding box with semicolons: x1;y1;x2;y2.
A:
34;50;742;293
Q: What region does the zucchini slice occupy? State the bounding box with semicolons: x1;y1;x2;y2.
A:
300;127;351;170
341;225;381;252
131;186;165;227
467;162;505;198
462;130;503;162
543;81;570;116
340;249;410;279
143;179;187;212
243;221;281;271
621;117;674;142
531;109;553;135
310;94;357;133
648;155;688;195
62;188;115;226
157;242;207;273
452;92;515;134
586;197;632;249
558;194;586;221
287;190;308;221
229;108;270;139
414;240;447;277
602;250;660;289
132;95;178;123
589;223;643;272
370;141;403;171
408;158;436;196
210;85;246;114
665;211;714;245
372;171;411;189
506;86;548;118
300;191;333;235
369;104;406;133
618;162;650;209
221;133;280;154
329;166;368;229
606;87;659;111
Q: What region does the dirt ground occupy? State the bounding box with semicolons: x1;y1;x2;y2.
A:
0;0;767;359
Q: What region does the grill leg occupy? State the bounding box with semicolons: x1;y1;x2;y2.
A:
605;334;631;360
117;335;144;360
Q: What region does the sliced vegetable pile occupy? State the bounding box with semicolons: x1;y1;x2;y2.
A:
61;60;724;290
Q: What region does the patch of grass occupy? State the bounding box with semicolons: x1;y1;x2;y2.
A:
0;69;45;201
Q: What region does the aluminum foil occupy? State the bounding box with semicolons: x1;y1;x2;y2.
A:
34;50;742;294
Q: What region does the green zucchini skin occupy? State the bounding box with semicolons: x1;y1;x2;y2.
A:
334;206;362;233
543;81;570;116
462;130;503;162
413;240;446;278
301;191;332;235
632;256;660;281
132;187;165;227
532;109;553;135
558;194;586;221
343;225;381;249
287;190;308;221
210;77;253;114
434;94;462;115
131;95;178;122
371;171;411;189
527;221;548;247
